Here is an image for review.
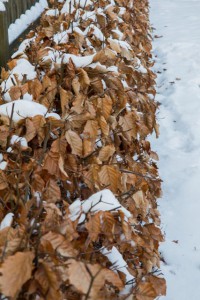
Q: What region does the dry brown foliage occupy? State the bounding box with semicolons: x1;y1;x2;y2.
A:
0;0;166;299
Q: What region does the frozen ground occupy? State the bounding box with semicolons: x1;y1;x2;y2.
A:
150;0;200;299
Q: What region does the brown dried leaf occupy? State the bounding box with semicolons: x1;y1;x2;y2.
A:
85;212;101;243
28;79;43;100
9;86;21;100
0;251;34;298
65;130;82;157
34;262;62;300
59;87;71;115
1;68;9;81
0;125;9;148
99;115;109;136
25;118;37;142
78;68;90;90
0;170;8;190
98;95;113;120
43;179;61;203
83;120;99;139
93;48;116;65
149;275;166;297
98;145;115;162
41;231;77;257
67;260;123;297
135;282;157;300
119;112;138;141
99;165;120;192
72;77;81;96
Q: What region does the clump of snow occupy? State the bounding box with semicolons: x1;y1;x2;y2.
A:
1;58;37;100
101;246;135;295
12;37;36;59
45;8;59;16
10;135;28;148
0;213;14;230
81;10;96;21
0;161;7;170
79;0;92;8
11;58;36;81
53;31;69;44
112;28;124;40
0;1;6;11
0;100;60;122
108;38;132;51
135;58;147;74
84;24;104;42
8;0;48;44
69;189;132;223
63;53;95;67
61;0;76;14
43;49;95;68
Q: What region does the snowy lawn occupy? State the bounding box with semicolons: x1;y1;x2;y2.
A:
150;0;200;299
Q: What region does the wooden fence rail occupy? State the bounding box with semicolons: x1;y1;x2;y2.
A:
0;0;40;67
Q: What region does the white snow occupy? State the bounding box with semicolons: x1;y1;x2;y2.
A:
63;53;95;67
79;0;92;8
1;58;37;101
0;161;7;170
0;100;60;122
45;8;59;16
8;0;48;44
61;0;76;14
43;49;95;69
10;135;28;148
53;31;69;44
111;28;124;40
101;246;135;295
11;58;36;81
69;189;132;223
11;37;36;59
0;1;5;11
0;213;14;230
84;25;104;41
150;0;200;299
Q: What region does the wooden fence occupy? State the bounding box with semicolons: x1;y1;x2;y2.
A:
0;0;40;67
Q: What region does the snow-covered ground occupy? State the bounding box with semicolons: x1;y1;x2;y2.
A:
150;1;200;299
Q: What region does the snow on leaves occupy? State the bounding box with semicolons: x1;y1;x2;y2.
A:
0;0;165;299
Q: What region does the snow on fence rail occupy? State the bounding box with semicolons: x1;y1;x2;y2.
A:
0;0;47;67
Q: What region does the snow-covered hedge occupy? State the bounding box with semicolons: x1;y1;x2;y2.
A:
0;0;166;299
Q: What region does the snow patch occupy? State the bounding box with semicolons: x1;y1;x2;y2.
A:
0;213;14;230
69;189;132;223
0;100;60;122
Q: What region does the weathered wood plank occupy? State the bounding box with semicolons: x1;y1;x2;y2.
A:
0;10;9;67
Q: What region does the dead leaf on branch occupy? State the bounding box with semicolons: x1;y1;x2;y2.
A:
98;145;115;162
43;179;61;203
65;130;83;157
135;282;157;300
67;260;123;298
99;165;121;192
41;231;77;257
0;170;8;190
34;262;62;300
0;251;34;298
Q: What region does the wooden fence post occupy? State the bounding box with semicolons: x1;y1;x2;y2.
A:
0;10;9;68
